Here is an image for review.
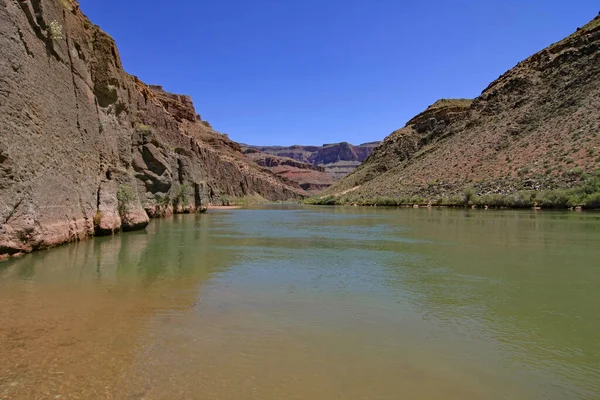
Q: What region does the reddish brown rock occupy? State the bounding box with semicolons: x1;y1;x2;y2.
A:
244;151;335;192
149;85;198;123
0;0;303;257
119;205;150;232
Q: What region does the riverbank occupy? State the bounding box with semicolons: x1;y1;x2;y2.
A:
207;205;243;210
307;171;600;210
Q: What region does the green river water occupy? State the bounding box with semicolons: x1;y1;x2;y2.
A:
0;205;599;399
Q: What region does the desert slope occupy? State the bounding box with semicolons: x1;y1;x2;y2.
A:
321;15;600;207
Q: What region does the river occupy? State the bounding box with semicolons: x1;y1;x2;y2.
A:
1;205;599;399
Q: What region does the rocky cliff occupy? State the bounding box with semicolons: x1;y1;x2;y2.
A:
0;0;302;257
321;15;600;207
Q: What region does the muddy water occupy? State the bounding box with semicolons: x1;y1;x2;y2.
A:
1;206;599;399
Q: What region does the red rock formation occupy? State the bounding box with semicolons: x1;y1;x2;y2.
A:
246;142;380;181
244;151;335;192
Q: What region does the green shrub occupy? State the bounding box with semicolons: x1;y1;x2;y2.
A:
508;192;533;208
463;188;476;205
321;195;337;205
583;193;600;209
566;193;585;208
219;194;231;206
537;190;569;208
135;123;153;135
517;167;530;177
156;193;171;209
93;210;103;226
479;194;506;208
175;184;192;207
117;185;137;213
374;196;398;206
565;167;584;178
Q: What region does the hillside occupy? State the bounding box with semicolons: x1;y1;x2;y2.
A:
319;14;600;208
0;0;303;257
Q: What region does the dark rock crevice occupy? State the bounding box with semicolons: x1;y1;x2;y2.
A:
16;0;43;39
65;20;82;138
16;27;34;57
2;196;24;225
29;0;46;30
16;0;63;62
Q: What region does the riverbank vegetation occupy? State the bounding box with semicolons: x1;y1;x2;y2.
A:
218;193;269;206
306;170;600;210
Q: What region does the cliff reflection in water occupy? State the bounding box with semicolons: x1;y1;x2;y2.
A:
0;213;235;398
1;207;599;399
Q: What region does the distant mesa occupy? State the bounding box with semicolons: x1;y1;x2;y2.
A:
242;142;381;192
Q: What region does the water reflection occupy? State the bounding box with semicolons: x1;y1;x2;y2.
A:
0;206;599;399
0;213;239;398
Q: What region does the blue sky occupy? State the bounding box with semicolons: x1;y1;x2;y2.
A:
78;1;598;146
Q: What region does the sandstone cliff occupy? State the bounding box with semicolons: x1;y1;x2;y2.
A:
322;15;600;207
0;0;302;257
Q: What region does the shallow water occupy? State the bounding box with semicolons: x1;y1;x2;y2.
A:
1;205;599;399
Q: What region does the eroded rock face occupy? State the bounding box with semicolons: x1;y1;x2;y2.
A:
149;85;197;123
119;205;150;232
94;180;121;236
0;0;302;257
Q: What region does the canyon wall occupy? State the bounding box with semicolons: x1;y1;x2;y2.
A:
0;0;302;256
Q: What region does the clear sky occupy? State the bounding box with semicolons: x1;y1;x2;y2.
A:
78;1;598;146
